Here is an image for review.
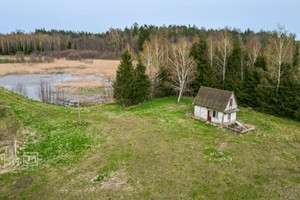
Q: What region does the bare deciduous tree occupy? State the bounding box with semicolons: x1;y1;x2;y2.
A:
38;79;53;103
267;26;294;93
206;34;216;69
140;37;169;97
238;35;246;81
215;29;233;83
37;79;69;105
169;38;196;103
246;36;261;69
12;83;28;98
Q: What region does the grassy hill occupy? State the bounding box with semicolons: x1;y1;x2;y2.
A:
0;87;299;199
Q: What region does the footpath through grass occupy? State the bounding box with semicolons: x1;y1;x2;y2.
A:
0;87;299;199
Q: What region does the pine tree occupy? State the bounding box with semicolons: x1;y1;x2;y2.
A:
134;59;150;103
190;38;214;95
113;49;136;107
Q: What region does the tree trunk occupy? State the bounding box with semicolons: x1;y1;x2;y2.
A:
177;89;183;104
276;62;281;94
241;54;243;81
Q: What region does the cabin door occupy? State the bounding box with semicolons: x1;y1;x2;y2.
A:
207;110;212;122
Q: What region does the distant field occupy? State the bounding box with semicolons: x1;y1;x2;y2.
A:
0;59;119;78
0;88;299;199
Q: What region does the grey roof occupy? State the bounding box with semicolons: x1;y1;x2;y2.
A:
193;86;234;112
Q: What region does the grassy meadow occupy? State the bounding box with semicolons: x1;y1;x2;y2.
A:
0;87;299;199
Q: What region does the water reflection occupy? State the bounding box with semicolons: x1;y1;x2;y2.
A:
0;74;113;106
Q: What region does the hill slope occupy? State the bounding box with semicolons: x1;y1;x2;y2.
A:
0;88;299;199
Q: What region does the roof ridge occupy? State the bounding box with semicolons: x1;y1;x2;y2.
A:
200;86;233;94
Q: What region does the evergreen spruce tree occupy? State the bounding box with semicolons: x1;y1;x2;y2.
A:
226;39;241;79
113;49;136;107
224;39;242;97
134;59;150;103
240;70;263;108
138;26;150;51
155;65;174;97
274;45;300;120
254;56;267;71
266;76;300;120
190;38;214;95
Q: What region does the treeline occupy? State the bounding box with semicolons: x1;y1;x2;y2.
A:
1;24;296;59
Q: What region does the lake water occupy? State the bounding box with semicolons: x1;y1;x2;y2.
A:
0;74;112;106
0;74;79;101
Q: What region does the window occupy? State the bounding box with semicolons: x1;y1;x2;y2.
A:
228;113;231;121
213;111;218;118
230;99;233;107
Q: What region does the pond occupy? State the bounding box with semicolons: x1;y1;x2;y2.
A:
0;73;113;106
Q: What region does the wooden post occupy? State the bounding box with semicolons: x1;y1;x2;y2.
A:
78;101;81;125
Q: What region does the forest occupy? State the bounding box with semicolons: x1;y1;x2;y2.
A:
0;24;299;121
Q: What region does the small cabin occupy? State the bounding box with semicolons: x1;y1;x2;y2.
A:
193;86;239;126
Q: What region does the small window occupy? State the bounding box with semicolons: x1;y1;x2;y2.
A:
230;99;233;107
213;111;218;118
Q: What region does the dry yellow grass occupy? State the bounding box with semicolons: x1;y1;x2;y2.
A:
0;59;119;78
57;82;105;89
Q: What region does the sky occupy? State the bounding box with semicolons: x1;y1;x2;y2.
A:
1;0;299;38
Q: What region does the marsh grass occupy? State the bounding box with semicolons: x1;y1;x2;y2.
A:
0;88;299;199
0;58;119;78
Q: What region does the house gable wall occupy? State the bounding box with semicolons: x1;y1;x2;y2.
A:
223;112;237;124
225;94;238;111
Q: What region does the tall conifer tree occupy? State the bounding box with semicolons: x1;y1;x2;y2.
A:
190;38;214;95
134;59;150;103
113;49;136;107
224;39;242;92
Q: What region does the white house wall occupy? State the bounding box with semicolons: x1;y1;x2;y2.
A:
211;112;224;124
194;105;207;119
225;94;238;111
232;112;236;122
194;106;201;118
223;112;236;124
194;105;237;125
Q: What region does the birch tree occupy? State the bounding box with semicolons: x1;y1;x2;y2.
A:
169;38;196;103
238;35;246;80
246;36;261;69
267;27;294;93
206;34;216;69
140;37;169;96
215;29;233;83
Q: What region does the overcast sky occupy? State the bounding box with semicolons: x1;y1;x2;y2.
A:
1;0;299;38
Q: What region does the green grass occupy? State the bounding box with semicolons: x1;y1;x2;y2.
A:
0;58;17;64
78;87;103;94
0;88;299;199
